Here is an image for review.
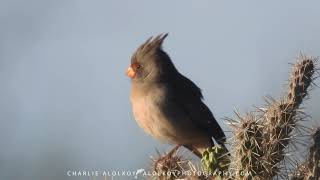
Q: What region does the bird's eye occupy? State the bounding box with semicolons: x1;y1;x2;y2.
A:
136;64;142;69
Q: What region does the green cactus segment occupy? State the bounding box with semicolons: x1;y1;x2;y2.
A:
201;145;230;176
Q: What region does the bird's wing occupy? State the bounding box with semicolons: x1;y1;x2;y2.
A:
168;74;226;145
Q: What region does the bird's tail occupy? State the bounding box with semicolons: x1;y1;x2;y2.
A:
216;137;228;152
211;122;229;152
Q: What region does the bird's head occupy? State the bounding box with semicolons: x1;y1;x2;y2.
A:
126;33;177;83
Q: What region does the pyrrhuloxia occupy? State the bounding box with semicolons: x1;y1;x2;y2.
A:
127;34;227;157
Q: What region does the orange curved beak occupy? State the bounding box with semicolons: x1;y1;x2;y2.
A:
126;66;136;78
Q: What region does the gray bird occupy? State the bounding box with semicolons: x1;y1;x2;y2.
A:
126;33;227;157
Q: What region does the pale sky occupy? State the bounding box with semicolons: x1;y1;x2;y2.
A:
0;1;320;179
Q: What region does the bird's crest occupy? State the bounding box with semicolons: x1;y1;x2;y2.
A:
134;33;168;58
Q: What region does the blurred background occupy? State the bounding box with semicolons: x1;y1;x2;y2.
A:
0;0;320;179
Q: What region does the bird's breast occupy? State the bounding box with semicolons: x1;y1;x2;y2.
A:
130;95;155;134
129;84;209;145
130;87;178;143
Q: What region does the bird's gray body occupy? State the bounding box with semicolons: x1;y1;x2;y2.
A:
130;81;210;145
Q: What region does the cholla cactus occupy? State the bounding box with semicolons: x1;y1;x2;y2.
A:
228;55;318;179
261;55;316;178
287;56;315;106
291;128;320;180
307;128;320;179
227;113;264;179
150;54;319;180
